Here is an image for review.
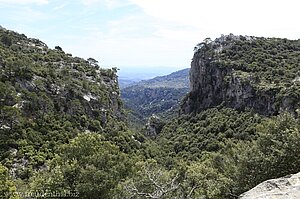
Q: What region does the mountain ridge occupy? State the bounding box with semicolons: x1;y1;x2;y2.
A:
1;27;300;199
181;34;300;116
121;68;190;126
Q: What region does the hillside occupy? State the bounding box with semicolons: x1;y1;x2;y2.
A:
154;35;300;198
1;27;300;199
0;27;149;198
121;68;189;126
118;67;179;88
130;68;189;89
181;34;300;115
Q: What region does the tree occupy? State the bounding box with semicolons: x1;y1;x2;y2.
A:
1;34;12;46
117;159;180;199
182;159;232;199
0;164;19;199
203;37;212;44
54;46;63;51
87;58;99;67
0;106;21;130
30;133;133;199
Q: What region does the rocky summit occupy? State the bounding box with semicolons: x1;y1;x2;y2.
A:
181;34;300;116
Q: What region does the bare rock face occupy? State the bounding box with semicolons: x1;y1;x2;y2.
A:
181;35;299;116
239;172;300;199
144;115;165;138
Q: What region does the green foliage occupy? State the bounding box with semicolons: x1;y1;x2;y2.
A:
158;107;261;160
216;37;300;85
0;27;125;173
214;36;300;110
0;163;19;199
30;133;135;199
116;159;180;199
182;159;231;199
231;113;300;193
121;69;190;128
1;28;300;199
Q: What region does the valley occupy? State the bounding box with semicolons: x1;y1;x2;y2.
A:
121;68;190;128
0;27;300;199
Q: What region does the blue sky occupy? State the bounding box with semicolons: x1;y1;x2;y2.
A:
0;0;300;71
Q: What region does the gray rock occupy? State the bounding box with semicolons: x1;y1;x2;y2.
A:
144;115;165;138
181;35;298;116
240;172;300;199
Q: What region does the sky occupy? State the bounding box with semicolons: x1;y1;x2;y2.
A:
0;0;300;72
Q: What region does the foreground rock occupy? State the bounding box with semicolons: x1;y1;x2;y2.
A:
239;172;300;199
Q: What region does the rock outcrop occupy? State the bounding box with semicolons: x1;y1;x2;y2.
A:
144;115;165;138
239;172;300;199
181;34;300;116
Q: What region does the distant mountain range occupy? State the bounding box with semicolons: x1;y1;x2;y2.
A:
118;66;182;88
1;26;300;199
121;68;190;127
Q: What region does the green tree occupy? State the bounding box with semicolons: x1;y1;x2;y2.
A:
117;159;180;199
30;133;133;199
0;164;19;199
182;159;232;199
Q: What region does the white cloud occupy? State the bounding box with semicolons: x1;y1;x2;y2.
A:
63;34;193;68
130;0;300;39
68;0;300;68
6;0;298;69
0;0;48;5
53;3;67;11
80;0;130;9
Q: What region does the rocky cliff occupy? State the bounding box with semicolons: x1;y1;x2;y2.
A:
240;172;300;199
181;34;300;116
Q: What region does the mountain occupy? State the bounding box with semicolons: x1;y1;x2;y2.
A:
181;34;300;115
118;77;139;88
0;26;147;198
130;68;190;89
118;66;180;88
0;27;124;133
121;68;190;127
154;35;300;197
1;26;300;199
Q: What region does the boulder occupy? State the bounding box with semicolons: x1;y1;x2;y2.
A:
240;172;300;199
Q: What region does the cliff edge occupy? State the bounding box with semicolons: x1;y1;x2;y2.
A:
181;34;300;116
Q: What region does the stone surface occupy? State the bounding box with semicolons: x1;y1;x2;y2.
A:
144;115;165;138
239;172;300;199
180;35;298;116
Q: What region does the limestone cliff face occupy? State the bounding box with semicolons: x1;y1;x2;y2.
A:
239;172;300;199
181;35;300;116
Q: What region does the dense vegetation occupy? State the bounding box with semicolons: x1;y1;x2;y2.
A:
192;35;300;113
0;27;300;199
0;27;148;198
217;36;300;84
218;36;300;106
121;68;189;127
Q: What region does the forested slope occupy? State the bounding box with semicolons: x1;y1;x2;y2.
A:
1;27;300;199
121;68;189;127
0;26;151;198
